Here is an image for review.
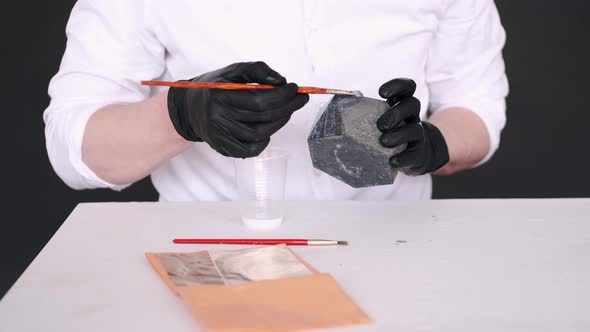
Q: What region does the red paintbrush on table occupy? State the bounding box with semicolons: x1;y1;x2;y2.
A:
172;239;349;246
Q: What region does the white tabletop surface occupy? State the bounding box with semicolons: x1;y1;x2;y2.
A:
1;199;589;331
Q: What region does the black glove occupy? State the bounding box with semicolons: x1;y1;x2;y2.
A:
167;62;309;158
377;78;449;176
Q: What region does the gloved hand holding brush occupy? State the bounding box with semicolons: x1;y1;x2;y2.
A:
168;62;309;158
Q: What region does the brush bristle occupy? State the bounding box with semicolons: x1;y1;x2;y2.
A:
337;240;349;245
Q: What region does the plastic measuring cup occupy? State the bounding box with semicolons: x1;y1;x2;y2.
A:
233;148;288;230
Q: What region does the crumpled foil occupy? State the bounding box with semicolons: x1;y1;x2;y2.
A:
156;246;313;287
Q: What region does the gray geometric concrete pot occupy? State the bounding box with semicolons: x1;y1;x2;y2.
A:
308;95;406;188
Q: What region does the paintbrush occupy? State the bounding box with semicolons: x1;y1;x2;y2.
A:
172;238;349;246
141;80;363;97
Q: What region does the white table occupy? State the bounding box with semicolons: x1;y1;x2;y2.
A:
1;199;589;331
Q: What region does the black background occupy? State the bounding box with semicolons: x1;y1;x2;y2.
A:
1;1;589;298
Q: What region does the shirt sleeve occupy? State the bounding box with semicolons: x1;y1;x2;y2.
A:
43;0;165;190
426;0;509;165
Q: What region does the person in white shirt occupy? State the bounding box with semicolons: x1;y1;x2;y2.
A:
44;0;508;201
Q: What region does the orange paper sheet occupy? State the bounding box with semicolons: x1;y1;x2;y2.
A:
146;246;371;331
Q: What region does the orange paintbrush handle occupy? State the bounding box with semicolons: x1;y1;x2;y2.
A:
141;80;361;97
141;80;327;94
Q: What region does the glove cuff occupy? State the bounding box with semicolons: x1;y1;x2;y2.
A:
421;122;450;173
167;81;203;142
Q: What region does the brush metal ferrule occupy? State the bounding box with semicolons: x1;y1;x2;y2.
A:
325;89;364;97
307;240;339;246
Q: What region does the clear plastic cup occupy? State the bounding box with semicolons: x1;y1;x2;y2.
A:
233;148;288;230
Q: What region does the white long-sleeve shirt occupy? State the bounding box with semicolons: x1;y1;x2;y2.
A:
44;0;508;201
